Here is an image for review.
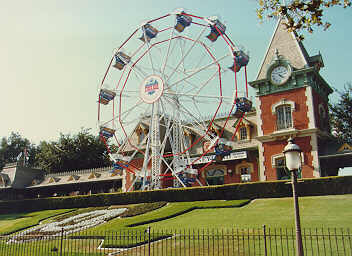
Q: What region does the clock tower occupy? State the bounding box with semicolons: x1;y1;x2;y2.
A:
249;18;333;181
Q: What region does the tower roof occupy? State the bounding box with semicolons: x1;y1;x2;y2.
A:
256;18;310;80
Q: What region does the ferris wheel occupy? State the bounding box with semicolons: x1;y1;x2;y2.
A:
97;9;252;191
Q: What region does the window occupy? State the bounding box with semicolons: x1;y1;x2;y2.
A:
138;131;145;144
206;169;224;185
276;105;292;130
240;166;251;182
239;127;247;140
275;157;290;180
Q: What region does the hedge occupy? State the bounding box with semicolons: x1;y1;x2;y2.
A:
1;176;352;213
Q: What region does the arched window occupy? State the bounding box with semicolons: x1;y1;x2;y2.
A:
272;99;295;131
206;169;225;185
276;105;292;130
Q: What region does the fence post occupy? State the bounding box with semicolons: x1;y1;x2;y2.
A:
147;226;151;256
263;225;267;256
60;227;64;256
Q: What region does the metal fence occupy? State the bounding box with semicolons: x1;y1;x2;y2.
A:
0;226;351;256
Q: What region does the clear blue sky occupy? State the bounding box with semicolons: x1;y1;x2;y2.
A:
0;0;351;144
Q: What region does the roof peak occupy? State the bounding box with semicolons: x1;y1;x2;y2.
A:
256;17;310;80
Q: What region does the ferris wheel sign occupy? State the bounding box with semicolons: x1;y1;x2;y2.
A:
140;75;164;104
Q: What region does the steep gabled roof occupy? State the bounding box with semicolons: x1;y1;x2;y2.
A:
256;18;310;80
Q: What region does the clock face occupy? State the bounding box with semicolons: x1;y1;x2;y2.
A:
270;65;290;85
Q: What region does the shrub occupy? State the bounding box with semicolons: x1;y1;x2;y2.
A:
1;176;352;213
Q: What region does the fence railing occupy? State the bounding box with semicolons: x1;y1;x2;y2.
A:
0;226;351;256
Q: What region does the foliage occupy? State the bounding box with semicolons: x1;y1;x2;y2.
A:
119;202;168;218
2;175;352;215
35;128;110;173
329;83;352;144
0;132;37;169
257;0;351;38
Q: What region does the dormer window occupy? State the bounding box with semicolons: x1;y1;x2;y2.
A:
239;127;248;140
136;125;148;144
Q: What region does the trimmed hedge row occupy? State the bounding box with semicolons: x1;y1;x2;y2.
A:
1;176;352;213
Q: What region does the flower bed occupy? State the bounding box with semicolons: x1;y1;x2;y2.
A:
9;208;127;243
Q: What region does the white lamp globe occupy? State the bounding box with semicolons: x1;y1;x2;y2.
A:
283;138;302;171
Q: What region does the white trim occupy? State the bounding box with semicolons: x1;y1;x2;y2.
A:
271;99;295;114
305;86;316;129
122;170;127;192
310;134;320;177
290;31;309;67
255;18;282;80
258;142;266;181
255;96;263;136
271;153;285;167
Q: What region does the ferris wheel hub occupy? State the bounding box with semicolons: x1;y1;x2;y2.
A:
139;75;164;104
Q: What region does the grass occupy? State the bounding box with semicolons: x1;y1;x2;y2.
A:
0;209;75;235
1;195;352;254
89;199;250;232
146;195;352;229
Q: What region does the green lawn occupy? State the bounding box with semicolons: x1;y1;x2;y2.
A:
90;199;249;232
1;195;352;235
0;208;75;235
145;195;352;229
1;195;352;255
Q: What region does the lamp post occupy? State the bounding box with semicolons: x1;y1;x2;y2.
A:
283;138;304;256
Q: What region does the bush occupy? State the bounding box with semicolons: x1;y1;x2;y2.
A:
1;176;352;213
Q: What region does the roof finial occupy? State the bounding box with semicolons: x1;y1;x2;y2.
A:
274;48;280;61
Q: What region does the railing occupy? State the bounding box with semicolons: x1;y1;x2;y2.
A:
0;226;351;255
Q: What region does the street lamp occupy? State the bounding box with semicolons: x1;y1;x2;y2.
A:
283;138;304;256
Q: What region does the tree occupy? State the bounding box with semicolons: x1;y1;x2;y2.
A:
329;83;352;144
35;129;111;173
257;0;351;38
0;132;37;169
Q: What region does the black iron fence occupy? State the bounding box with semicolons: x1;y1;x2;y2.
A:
0;226;351;255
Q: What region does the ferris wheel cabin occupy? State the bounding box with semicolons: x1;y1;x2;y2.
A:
113;52;131;70
206;18;226;42
99;89;116;105
139;24;159;42
99;126;116;139
175;13;192;33
232;97;253;118
229;50;249;73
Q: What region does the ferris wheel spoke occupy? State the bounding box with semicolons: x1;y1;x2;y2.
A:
168;53;231;90
185;70;218;96
160;24;176;77
165;25;208;85
162;96;209;133
145;43;156;74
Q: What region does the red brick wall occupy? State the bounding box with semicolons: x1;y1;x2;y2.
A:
311;89;329;131
259;88;309;134
263;136;315;180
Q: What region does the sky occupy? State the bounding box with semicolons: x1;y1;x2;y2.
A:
0;0;351;146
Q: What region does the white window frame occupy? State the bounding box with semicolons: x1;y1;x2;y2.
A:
272;99;295;131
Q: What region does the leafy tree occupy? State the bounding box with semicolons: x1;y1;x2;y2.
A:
329;83;352;144
257;0;351;38
0;132;37;169
35;129;111;173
